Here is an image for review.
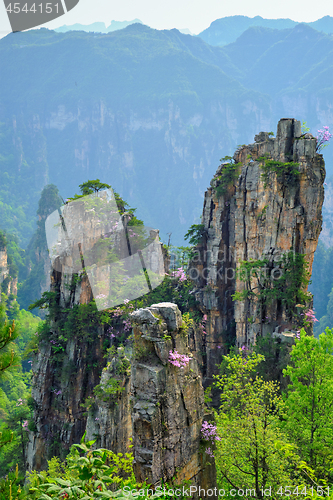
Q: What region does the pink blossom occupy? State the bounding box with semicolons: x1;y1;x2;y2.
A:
304;309;318;323
201;421;220;457
170;267;187;282
168;350;190;368
316;126;332;152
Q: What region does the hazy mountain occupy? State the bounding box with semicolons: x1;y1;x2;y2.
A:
55;19;143;34
198;14;333;46
55;22;108;33
0;22;332;248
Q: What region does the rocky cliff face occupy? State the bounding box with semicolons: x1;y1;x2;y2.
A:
0;245;18;296
129;303;213;487
27;192;213;489
28;301;215;491
189;118;325;380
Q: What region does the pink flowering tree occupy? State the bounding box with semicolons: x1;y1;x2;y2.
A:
316;126;332;152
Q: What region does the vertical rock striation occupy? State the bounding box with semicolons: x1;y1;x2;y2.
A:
189;118;325;379
130;302;215;490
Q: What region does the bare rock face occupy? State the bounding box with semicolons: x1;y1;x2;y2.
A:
189;118;325;379
130;303;215;490
85;346;132;454
0;248;9;292
26;322;106;470
0;246;18;295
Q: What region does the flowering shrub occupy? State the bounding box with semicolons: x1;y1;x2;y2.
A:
168;350;190;368
316;126;332;152
169;267;187;282
304;309;318;323
201;421;220;457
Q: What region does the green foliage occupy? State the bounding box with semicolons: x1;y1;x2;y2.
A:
27;437;136;499
301;121;310;133
259;158;300;188
78;179;111;196
0;298;19;377
181;312;195;334
67;179;112;200
204;386;212;404
254;335;292;391
214;351;296;495
94;378;125;402
0;230;6;250
0;464;26;500
283;327;333;480
214;157;241;197
232;251;311;323
0;281;41;477
168;245;193;270
184;224;206;246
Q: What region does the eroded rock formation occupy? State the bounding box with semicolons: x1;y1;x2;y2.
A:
27;118;324;492
129;302;213;488
0;244;18;296
28;300;215;491
189;118;325;380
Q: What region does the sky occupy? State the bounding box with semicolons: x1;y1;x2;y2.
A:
1;0;333;36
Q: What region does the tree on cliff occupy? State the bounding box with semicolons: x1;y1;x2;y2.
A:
68;179;112;200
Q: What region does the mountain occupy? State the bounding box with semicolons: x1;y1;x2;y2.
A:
198;15;296;46
0;24;266;246
55;22;108;33
222;23;333;96
54;19;144;34
198;14;333;46
0;22;332;249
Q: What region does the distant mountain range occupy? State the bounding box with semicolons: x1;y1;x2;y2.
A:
198;15;333;46
54;19;194;36
54;19;144;34
0;20;332;248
